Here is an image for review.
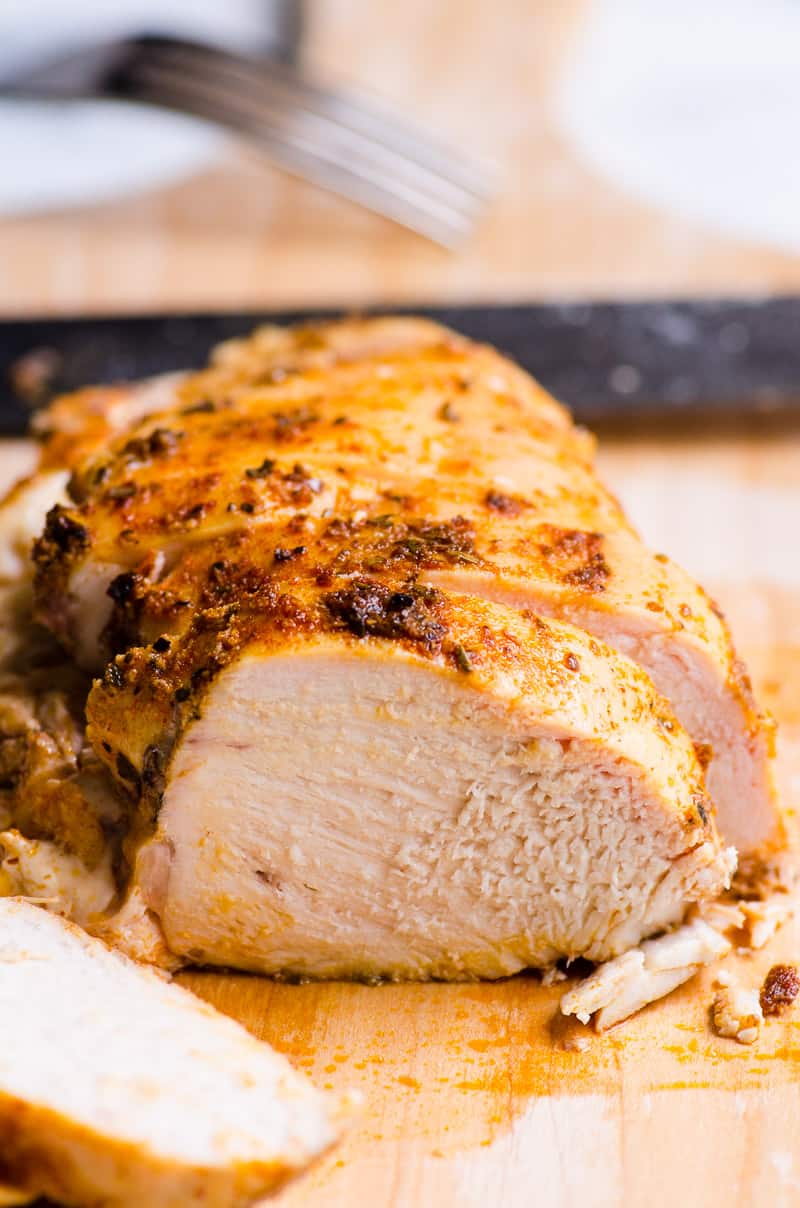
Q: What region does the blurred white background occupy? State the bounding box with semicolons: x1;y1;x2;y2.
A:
557;0;800;254
0;0;292;213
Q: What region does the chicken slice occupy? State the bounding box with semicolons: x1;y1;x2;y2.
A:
84;582;733;977
30;319;779;855
0;898;342;1207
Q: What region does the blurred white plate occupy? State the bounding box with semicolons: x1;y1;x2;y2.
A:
556;0;800;255
0;0;290;215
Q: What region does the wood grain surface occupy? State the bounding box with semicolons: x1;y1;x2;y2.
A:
2;3;800;1204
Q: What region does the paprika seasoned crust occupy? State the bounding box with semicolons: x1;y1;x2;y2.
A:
31;317;778;854
85;578;734;978
0;374;183;585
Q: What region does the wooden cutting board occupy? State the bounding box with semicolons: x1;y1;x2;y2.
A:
3;423;799;1208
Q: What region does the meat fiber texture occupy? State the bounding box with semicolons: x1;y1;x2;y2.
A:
0;317;782;979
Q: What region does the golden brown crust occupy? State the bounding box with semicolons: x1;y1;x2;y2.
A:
24;316;777;858
86;563;718;873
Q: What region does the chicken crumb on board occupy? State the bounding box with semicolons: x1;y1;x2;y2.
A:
760;964;800;1016
560;918;730;1032
712;979;763;1044
560;882;799;1038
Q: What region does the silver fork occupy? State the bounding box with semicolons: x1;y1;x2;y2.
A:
0;34;493;247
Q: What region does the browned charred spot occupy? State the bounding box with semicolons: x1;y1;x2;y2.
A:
324;517;356;542
68;464;104;503
535;525;610;592
174;501;210;527
563;652;580;672
285;513;312;535
760;964;800;1016
654;553;669;564
438;401;461;423
33;505;90;570
104;571;170;655
122;426;183;464
107;572;137;605
245;457;275;480
274;545;307;563
116;751;140;787
105;481;138;504
484;489;525;515
645;600;663;612
391;517;478;567
279;463;324;505
152;636;171;653
693;741;714;771
679;603;693;619
323;515;480;577
271;407;319;442
208;560;230;586
323;580;447;652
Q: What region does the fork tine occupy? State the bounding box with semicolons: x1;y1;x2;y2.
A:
140;38;494;200
129;40;488;218
121;46;485;243
126;65;478;245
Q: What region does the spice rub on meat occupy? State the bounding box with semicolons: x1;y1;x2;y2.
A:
86;577;732;978
29;318;780;857
0;315;782;978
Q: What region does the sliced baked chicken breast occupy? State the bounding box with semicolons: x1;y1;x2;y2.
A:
0;898;341;1207
85;579;733;977
31;318;779;854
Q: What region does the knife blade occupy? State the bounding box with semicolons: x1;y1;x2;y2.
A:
1;297;799;435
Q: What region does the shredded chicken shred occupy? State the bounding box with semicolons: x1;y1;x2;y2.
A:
560;918;731;1030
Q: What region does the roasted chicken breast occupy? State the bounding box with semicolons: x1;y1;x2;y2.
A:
33;318;779;855
0;317;781;978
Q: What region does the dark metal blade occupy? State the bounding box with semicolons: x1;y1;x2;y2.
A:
2;297;800;435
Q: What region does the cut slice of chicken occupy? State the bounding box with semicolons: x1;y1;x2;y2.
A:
85;583;733;977
0;898;342;1207
30;318;779;854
